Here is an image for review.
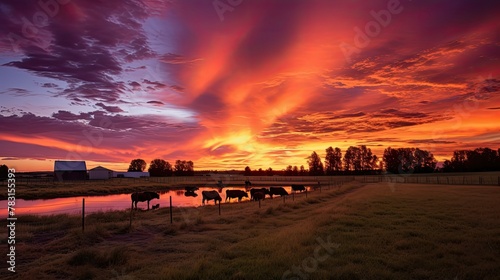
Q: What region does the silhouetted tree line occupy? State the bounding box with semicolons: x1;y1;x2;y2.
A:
127;158;194;176
0;164;9;179
243;165;308;176
442;148;500;172
383;147;437;174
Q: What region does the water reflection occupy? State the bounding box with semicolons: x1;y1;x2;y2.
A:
0;185;312;217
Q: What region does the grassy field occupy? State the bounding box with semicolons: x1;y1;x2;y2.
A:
2;181;500;279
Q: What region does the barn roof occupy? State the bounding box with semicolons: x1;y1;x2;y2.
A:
54;160;87;171
89;166;113;172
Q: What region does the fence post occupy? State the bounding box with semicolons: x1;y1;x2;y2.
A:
82;198;85;233
283;195;285;204
305;189;308;198
292;192;294;201
170;196;173;224
218;201;221;216
129;206;133;229
259;199;261;208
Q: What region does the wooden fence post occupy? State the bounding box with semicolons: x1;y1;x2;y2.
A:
129;206;133;229
218;201;221;216
82;198;85;233
170;196;173;224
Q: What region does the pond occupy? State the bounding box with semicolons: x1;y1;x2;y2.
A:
0;185;313;218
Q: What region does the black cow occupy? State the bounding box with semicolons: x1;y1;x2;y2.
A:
250;188;270;200
252;191;265;201
225;190;248;202
202;190;222;205
269;187;288;198
291;185;306;192
152;204;160;210
131;191;160;210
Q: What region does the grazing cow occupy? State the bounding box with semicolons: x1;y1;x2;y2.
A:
152;204;160;210
269;187;288;198
131;191;160;210
245;180;252;187
225;190;248;202
250;188;270;200
252;191;265;201
291;185;306;192
202;190;222;205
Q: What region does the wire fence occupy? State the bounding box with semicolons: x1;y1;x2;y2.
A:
1;180;353;235
359;174;500;185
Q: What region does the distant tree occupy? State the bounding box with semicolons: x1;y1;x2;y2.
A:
292;166;299;176
413;149;437;173
344;146;362;172
383;147;436;174
0;164;8;179
299;165;307;175
128;159;146;172
266;167;274;176
244;166;252;176
467;148;497;171
497;148;500;170
449;150;468;172
383;147;400;174
257;168;264;176
285;165;293;176
308;151;324;176
325;147;342;175
360;145;377;171
174;160;194;176
148;159;172;177
444;147;499;172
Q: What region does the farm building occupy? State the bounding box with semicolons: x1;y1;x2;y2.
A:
113;171;150;178
54;160;87;181
89;166;114;180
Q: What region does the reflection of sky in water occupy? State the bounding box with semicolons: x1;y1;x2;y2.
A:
0;186;312;218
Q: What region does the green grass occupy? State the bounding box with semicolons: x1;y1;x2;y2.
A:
1;182;500;279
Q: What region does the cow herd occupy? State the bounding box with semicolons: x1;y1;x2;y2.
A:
131;184;308;209
201;185;306;205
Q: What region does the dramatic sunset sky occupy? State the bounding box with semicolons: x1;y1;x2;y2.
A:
0;0;499;172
